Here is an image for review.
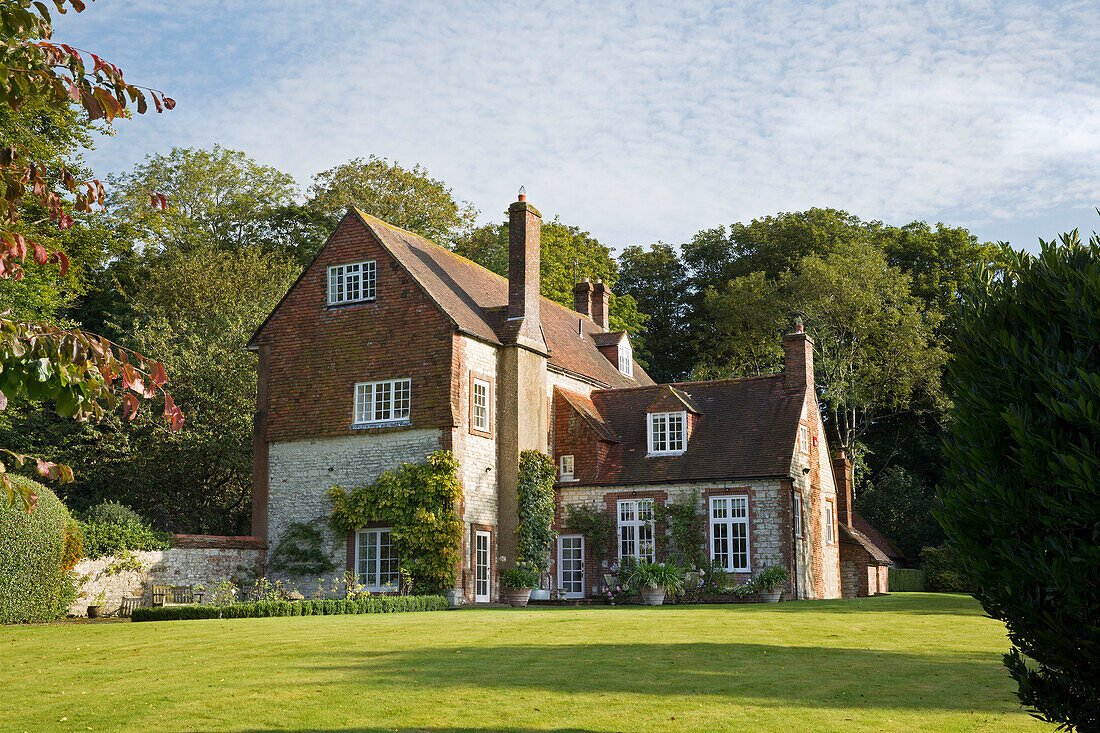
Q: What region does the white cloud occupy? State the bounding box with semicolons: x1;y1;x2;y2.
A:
52;0;1100;249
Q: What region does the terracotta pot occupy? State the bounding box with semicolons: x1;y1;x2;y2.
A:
759;589;782;603
503;587;533;607
86;605;103;619
640;584;666;606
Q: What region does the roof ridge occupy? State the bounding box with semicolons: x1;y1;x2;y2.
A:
594;372;783;394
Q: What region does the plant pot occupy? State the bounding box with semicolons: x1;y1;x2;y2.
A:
529;588;551;601
759;589;782;603
86;605;104;619
640;584;666;606
503;587;533;607
444;589;464;607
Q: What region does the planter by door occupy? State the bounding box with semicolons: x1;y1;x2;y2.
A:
759;589;782;603
86;605;103;619
640;584;666;606
503;587;533;607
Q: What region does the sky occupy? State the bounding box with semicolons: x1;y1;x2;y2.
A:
53;1;1099;253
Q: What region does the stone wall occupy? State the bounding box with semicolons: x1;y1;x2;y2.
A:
69;535;264;617
266;428;443;592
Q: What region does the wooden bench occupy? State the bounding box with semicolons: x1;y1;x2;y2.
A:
152;585;205;606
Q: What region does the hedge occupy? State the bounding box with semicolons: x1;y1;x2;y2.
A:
888;567;926;592
79;501;172;559
0;477;77;624
131;595;449;622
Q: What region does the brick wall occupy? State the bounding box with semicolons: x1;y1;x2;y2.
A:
266;428;443;592
69;540;265;617
254;214;455;443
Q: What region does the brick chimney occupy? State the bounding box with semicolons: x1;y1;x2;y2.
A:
591;279;610;331
508;191;542;340
833;448;853;527
782;320;814;392
573;277;594;318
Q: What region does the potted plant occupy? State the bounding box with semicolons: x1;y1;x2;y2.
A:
500;563;539;607
87;590;106;619
629;561;684;606
754;565;790;603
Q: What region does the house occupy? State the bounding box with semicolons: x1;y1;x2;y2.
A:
248;193;891;601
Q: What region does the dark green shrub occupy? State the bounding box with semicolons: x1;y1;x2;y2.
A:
130;595;448;622
654;490;705;569
83;500;144;527
939;232;1100;730
919;545;971;592
1;477;77;624
80;515;172;559
888;567;926;592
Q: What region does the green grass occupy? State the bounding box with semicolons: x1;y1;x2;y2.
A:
1;593;1045;732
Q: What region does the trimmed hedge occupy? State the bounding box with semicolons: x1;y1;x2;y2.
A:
80;520;172;558
131;595;449;622
888;567;926;592
0;477;76;624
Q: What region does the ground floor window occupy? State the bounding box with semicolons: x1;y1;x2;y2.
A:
474;530;490;603
356;528;399;591
617;498;655;563
710;495;749;572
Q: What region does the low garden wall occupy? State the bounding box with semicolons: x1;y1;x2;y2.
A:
70;535;265;617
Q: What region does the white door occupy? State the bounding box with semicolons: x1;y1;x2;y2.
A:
558;535;585;599
474;531;490;603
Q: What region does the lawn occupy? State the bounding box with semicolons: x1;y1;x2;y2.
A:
2;593;1045;732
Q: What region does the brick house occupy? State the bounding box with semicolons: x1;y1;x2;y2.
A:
248;193;890;601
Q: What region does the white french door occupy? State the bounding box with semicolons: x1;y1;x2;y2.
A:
474;531;490;602
558;534;585;599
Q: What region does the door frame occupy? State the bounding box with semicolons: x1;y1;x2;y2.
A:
558;534;585;599
474;530;491;603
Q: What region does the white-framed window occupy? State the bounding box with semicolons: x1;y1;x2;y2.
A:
647;411;686;455
824;500;836;545
558;534;585;599
710;495;750;572
794;494;803;538
559;454;575;481
618;339;633;378
471;378;490;433
799;424;810;454
328;261;376;305
355;528;399;591
617;498;654;563
353;378;411;426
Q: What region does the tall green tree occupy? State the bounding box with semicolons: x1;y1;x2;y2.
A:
308;155;477;248
617;243;690;382
939;230;1099;730
454;218;648;344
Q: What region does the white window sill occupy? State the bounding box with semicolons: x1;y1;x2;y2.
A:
646;451;685;458
558;477;578;483
327;297;377;308
351;419;411;430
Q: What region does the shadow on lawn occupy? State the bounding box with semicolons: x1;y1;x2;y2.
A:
751;593;987;616
294;641;1007;714
173;729;599;733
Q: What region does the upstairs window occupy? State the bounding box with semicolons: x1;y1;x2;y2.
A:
799;424;810;454
354;378;411;427
559;454;575;481
471;378;490;433
647;411;686;455
823;500;836;546
328;261;376;305
618;339;633;378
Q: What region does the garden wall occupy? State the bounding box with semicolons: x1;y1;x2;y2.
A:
69;535;265;617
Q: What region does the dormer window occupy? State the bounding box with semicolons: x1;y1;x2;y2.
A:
618;339;633;378
647;411;686;456
328;261;376;305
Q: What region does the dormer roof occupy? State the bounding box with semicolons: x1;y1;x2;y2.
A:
645;385;702;415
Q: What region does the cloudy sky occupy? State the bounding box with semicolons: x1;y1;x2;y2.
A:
54;1;1099;252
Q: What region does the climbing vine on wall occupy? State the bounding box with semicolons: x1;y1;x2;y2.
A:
516;450;557;574
270;520;337;578
328;451;462;594
654;489;705;569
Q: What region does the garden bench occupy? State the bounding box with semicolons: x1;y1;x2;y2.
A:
152;585;205;606
119;595;143;618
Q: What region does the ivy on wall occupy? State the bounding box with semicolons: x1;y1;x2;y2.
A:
654;489;705;569
270;520;337;578
516;450;557;573
328;451;462;594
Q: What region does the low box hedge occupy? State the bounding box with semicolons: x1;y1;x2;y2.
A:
888;567;926;592
131;595;448;622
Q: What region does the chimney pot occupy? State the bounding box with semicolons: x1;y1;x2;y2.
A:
591;280;610;331
782;329;814;392
573;278;594;318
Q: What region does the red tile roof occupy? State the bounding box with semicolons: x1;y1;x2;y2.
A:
840;523;893;565
354;210;654;389
569;375;804;484
851;510;901;560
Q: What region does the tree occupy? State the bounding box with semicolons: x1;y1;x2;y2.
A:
107;146;298;254
454;218;649;344
938;230;1099;730
308;155;477;248
696;271;785;379
617;243;691;382
0;1;181;510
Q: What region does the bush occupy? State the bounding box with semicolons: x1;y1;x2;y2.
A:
888;567;926;592
80;516;172;558
0;477;78;624
83;500;145;527
919;545;971;592
939;232;1100;730
516;450;556;573
269;520;336;578
130;594;449;622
